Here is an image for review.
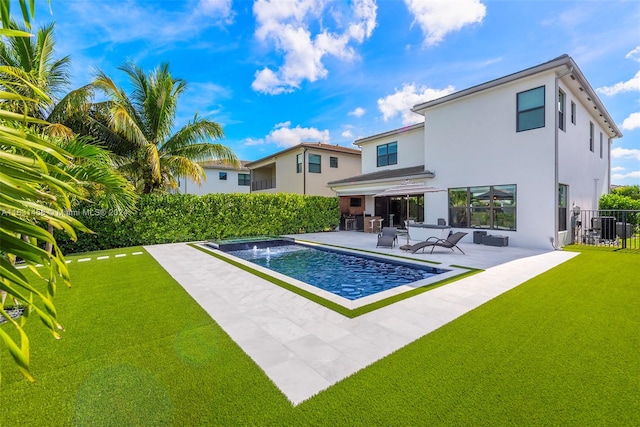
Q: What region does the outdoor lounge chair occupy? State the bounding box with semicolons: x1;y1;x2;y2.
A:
401;231;468;254
376;227;398;248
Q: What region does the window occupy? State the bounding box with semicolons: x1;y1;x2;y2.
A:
376;141;397;167
449;185;517;231
296;153;303;173
219;172;227;180
517;86;545;132
330;156;338;168
599;132;603;158
558;90;566;131
238;173;250;186
589;122;594;152
571;101;576;125
558;184;568;232
308;154;321;173
350;197;362;207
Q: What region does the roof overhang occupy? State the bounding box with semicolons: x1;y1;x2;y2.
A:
354;122;424;146
411;54;621;139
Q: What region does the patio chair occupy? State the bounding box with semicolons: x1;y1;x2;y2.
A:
376;227;398;248
401;231;468;254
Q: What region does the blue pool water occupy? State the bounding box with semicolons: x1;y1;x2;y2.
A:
223;242;447;300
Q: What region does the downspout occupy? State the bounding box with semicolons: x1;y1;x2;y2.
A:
607;136;612;195
553;65;573;250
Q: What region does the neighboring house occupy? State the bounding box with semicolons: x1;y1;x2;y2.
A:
329;55;622;249
177;160;251;195
246;143;361;197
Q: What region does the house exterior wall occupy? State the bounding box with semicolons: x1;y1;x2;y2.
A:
359;126;424;175
304;147;362;196
423;72;558;248
178;167;251;195
557;79;610;211
249;145;361;196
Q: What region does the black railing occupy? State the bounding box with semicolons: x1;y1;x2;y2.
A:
572;209;639;251
251;178;276;191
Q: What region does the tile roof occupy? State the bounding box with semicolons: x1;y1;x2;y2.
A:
246;142;360;166
198;160;250;170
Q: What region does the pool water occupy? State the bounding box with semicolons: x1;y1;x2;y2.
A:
225;242;447;300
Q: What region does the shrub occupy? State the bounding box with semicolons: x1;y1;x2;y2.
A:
57;193;340;253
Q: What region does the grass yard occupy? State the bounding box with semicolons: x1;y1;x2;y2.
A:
1;246;639;426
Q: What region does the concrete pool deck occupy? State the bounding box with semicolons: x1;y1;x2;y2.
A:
145;232;578;405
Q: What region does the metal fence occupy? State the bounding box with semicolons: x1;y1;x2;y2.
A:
251;178;276;191
572;209;639;251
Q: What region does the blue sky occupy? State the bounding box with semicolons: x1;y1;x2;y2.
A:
31;0;640;185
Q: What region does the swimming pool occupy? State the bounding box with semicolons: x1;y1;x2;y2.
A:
212;240;448;301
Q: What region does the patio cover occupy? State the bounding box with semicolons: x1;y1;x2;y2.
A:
373;181;444;198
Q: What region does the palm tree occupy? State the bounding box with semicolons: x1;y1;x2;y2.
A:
0;21;70;120
0;1;88;381
62;62;239;193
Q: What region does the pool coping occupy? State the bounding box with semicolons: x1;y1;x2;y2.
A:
197;240;469;310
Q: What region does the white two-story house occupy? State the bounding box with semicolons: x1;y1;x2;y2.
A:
178;160;251;195
329;55;622;249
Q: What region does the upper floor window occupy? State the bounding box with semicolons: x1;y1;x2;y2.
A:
558;90;566;131
571;101;576;125
219;172;227;181
377;141;397;167
589;122;594;152
238;173;250;186
517;86;545;132
599;132;603;158
308;154;321;173
296;153;303;173
330;156;338;168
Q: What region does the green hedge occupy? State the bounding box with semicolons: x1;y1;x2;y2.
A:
58;193;340;254
599;193;640;226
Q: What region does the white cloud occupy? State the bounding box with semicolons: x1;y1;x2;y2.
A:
348;107;365;117
341;130;354;138
243;137;265;146
625;46;640;62
377;83;455;125
611;147;640;161
251;0;377;94
612;171;640;181
265;122;330;147
611;166;626;172
404;0;486;46
198;0;235;24
596;70;640;96
621;112;640;131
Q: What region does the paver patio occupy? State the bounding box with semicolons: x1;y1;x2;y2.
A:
145;232;577;405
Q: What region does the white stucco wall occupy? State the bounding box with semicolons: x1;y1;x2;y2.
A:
422;72;559;249
557;80;610;211
178;167;250;195
359;125;425;175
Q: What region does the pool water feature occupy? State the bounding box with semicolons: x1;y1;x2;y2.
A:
216;240;448;301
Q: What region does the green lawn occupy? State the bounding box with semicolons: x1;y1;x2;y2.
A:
1;247;639;426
